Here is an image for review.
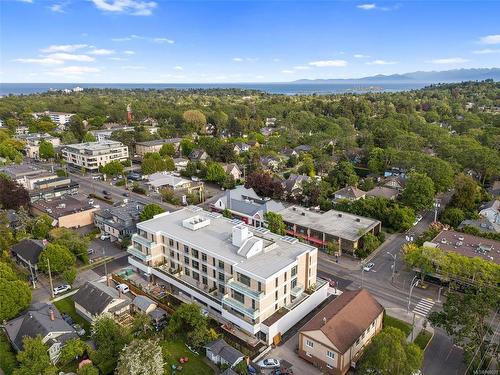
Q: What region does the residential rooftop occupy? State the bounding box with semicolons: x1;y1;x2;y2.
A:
137;206;317;280
279;206;381;242
135;138;182;147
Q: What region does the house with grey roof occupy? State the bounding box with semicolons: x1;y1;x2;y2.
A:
211;185;285;227
365;186;399;200
94;201;145;242
189;149;209;162
3;303;77;364
11;238;47;276
283;173;310;198
222;163;242;180
72;281;131;322
132;295;157;314
204;339;245;368
334;186;366;201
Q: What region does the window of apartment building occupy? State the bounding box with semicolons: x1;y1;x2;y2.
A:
371;321;375;329
284;285;287;294
185;269;190;277
192;272;200;281
283;297;286;305
218;260;224;269
218;284;225;294
291;266;297;277
213;270;216;278
284;272;287;282
202;276;208;285
275;303;278;311
252;299;255;309
308;268;311;277
192;249;199;259
356;338;360;346
184;245;189;253
233;290;244;304
212;258;215;266
202;264;207;273
327;350;335;359
257;281;262;292
184;256;189;265
291;278;297;289
169;239;174;247
275;291;278;300
176;242;179;250
237;273;251;287
275;277;278;287
170;250;174;257
202;253;207;262
230;265;233;274
218;272;225;282
170;261;176;269
192;260;199;270
306;339;314;348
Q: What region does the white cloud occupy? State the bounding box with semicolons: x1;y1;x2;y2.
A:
293;66;310;70
50;66;101;75
46;53;95;62
478;34;500;45
109;57;126;61
50;3;67;13
232;57;258;63
91;0;157;16
281;70;295;74
233;57;243;62
308;60;347;67
473;48;500;54
153;38;175;44
122;65;145;69
357;3;376;10
124;50;135;55
272;58;281;62
354;54;370;58
41;44;88;53
366;59;398;65
427;57;469;64
88;48;115;55
17;0;33;3
174;65;183;70
14;57;65;65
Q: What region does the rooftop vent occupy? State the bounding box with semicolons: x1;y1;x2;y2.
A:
338;213;342;217
301;212;306;216
182;215;211;231
356;218;361;222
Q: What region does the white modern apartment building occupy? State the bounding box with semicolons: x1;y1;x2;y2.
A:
127;206;328;345
61;141;129;172
33;111;75;125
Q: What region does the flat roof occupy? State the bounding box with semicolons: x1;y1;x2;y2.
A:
279;206;380;242
0;164;47;178
430;230;500;264
136;138;182;147
137;207;316;280
32;196;95;218
64;140;125;151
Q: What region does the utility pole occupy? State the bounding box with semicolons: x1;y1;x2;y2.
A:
47;258;54;298
407;275;418;314
387;252;397;283
103;247;109;286
411;312;416;342
361;261;365;288
28;261;36;289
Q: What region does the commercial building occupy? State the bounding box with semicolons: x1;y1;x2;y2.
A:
94;201;145;242
127;206;328;345
31;196;98;228
0;165;57;190
29;178;79;203
15;133;61;159
278;206;381;254
61;140;129;172
299;289;384;375
135;138;182;158
211;186;285;227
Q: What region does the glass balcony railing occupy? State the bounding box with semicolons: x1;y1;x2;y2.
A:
222;295;260;319
126;246;152;261
132;233;155;248
226;278;264;300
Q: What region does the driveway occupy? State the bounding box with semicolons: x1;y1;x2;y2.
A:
262;333;322;375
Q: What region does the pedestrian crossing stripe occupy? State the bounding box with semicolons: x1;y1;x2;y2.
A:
413;298;435;317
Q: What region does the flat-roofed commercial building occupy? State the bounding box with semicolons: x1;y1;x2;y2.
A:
31;196;98;228
135;138;182;158
127;206;328;344
278;206;381;254
61;141;129;172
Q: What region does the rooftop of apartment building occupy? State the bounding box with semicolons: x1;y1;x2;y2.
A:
63;140;126;152
0;164;48;178
136;138;182;147
137;206;316;280
32;196;95;219
279;206;381;242
15;132;59;142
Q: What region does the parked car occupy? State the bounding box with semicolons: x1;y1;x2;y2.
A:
61;313;74;325
116;284;130;294
363;262;375;272
122;192;129;197
53;284;71;295
201;308;209;317
271;369;293;375
413;215;423;226
72;323;86;337
87;248;95;255
104;195;112;200
100;234;110;240
257;358;280;369
102;190;109;195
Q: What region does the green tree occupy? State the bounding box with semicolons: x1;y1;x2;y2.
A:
387;206;416;231
141;153;173;175
328;161;358;189
264;212;286;235
28;214;54;239
183;110;206;133
0;261;31;320
358;327;423;375
222;208;232;218
159;143;175;157
359;232;380;258
83;132;97;142
130;312;152;338
38;243;75;274
401;172;435;211
49;227;90;264
325;241;339;256
99;160;124;176
63;267;77;285
139;204;165;221
167;303;212;348
0;211;14;257
13;336;58;375
77;364;100;375
38;140;55;160
451;173;481;212
180;139;195;157
116;339;164;375
205;162;226;185
0;175;30;210
440;207;465;228
59;338;87;366
297;154;315;177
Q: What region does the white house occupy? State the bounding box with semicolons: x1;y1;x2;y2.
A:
204;339;245;368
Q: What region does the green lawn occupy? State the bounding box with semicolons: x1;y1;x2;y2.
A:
414;329;433;350
0;332;17;375
53;297;91;339
383;315;412;336
161;340;214;375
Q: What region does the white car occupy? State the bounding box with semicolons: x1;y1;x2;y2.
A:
257;358;280;369
72;324;86;337
100;234;110;240
363;262;375;272
413;215;423;226
53;284;71;295
116;284;130;294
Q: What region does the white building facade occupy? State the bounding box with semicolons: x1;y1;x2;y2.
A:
61;141;129;172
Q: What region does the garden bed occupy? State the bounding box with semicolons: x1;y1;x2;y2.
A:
383;315;412;336
414;329;433;350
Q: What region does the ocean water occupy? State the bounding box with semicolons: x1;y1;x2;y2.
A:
0;82;429;96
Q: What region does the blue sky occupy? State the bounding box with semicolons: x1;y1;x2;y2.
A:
1;0;499;83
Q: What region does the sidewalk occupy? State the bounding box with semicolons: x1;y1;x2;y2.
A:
385;307;433;343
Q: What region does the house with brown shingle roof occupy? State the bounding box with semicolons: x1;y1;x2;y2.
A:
298;289;384;375
334;186;366;201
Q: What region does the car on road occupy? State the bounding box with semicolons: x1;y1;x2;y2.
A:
104;195;112;200
413;214;423;226
116;284;130;294
100;234;110;240
122;192;129;197
363;262;375;272
53;284;71;295
257;358;280;369
102;190;109;195
72;323;86;337
271;369;293;375
87;248;95;255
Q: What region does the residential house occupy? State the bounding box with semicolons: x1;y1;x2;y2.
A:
3;303;78;364
15;126;29;135
223;163;243;180
365;186;399;201
205;339;245;368
260;127;275;137
283;174;310;199
281;147;299;158
146;172;192;192
383;176;406;191
260;156;280;172
132;295;157;314
233;143;250;155
333;186;366;201
31;196;98;228
479;200;500;228
278;206;381;253
299;289;384;375
189;149;209;162
94;201;145;242
265;117;276;126
135;138;182;158
211;185;285;227
127;206;328;345
15;133;61;159
247;140;260;148
72;281;131;322
11;239;47;277
174;158;189;171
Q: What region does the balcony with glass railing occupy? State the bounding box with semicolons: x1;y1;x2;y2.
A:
131;233;155;248
222;295;260;319
127;246;152;262
226;278;264;300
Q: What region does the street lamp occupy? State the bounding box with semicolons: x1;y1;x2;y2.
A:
387;252;397;283
433;199;441;222
407;275;419;314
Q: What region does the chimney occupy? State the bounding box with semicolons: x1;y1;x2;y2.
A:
49;308;55;321
232;225;250;247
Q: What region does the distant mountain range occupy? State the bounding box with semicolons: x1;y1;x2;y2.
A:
292;68;500;84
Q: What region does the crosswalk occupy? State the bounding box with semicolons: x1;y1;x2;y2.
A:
413;298;435;317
